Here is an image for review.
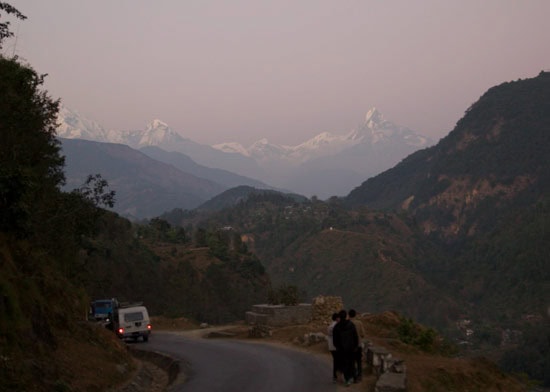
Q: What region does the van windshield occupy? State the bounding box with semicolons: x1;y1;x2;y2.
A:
124;312;144;322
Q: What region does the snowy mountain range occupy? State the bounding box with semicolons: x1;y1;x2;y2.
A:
213;108;430;164
56;106;433;199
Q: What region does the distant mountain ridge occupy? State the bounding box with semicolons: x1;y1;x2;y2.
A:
57;106;263;180
60;139;285;219
57;106;433;198
60;138;226;219
214;107;430;163
139;146;272;190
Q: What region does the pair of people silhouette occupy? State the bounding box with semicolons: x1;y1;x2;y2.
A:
327;309;366;386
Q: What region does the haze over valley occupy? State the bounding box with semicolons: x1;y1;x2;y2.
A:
58;105;433;216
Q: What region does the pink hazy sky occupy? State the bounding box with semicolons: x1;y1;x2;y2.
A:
5;0;550;146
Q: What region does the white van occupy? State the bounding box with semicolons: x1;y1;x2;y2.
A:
114;305;152;342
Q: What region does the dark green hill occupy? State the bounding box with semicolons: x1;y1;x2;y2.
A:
78;213;270;324
346;71;550;241
343;72;550;320
194;185;308;213
185;195;459;329
342;71;550;384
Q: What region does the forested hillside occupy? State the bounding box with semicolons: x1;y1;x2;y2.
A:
78;214;270;323
165;72;550;386
346;71;550;241
0;11;269;389
0;44;134;390
343;73;550;384
164;193;460;328
373;73;549;384
0;56;269;390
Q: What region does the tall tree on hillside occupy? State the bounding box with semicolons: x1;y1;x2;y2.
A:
1;2;117;256
0;56;63;233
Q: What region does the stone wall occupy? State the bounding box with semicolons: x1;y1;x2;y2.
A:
365;344;407;392
311;295;344;322
129;346;182;388
245;304;312;327
245;295;345;327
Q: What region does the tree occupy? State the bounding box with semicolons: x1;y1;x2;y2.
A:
72;174;116;209
0;55;63;234
0;2;26;49
267;284;299;306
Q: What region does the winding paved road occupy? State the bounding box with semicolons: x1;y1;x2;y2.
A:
141;331;343;392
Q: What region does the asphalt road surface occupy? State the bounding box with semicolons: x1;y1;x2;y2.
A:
141;331;343;392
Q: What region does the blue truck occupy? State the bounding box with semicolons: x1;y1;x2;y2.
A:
90;298;118;321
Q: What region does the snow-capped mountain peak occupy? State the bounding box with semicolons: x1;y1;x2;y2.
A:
248;138;288;160
365;107;384;128
140;119;183;146
210;107;432;164
56;104;433;200
56;105;111;142
212;142;250;156
147;119;169;130
251;138;271;147
297;131;338;148
346;107;410;143
56;108;189;148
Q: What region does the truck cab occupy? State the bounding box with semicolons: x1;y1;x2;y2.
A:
91;298;117;321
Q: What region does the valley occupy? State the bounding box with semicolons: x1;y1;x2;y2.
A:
1;6;549;388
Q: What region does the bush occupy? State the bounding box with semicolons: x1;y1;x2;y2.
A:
267;285;299;306
397;317;437;353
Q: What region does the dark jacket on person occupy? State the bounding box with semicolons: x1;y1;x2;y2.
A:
332;319;359;353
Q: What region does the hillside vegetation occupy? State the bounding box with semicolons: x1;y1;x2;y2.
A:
345;72;550;384
0;49;136;390
162;72;550;387
169;194;461;329
78;214;270;323
0;49;269;390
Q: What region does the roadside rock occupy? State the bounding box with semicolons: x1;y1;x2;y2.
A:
111;346;186;392
110;359;168;392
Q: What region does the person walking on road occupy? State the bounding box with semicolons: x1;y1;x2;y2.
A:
327;312;341;383
348;309;366;382
332;309;359;386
